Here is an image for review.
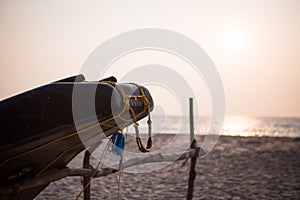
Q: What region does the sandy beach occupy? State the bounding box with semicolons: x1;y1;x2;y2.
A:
35;134;300;200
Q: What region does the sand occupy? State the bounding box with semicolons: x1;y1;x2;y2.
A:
35;134;300;199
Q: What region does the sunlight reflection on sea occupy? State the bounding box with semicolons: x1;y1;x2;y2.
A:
130;115;300;137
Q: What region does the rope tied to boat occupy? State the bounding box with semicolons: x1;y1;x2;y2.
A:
103;81;152;153
129;83;152;153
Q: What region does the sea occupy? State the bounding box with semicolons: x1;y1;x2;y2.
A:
131;115;300;138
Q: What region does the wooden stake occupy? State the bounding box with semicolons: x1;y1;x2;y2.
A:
189;98;195;144
83;150;91;200
187;98;198;200
83;142;101;200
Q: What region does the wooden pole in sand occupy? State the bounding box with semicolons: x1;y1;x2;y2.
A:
189;98;195;143
187;98;198;200
83;150;91;200
82;142;101;200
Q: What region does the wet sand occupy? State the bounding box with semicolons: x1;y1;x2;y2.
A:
35;134;300;199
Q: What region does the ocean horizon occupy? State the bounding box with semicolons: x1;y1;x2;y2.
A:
131;115;300;138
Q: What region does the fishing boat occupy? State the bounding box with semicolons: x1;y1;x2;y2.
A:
0;75;153;199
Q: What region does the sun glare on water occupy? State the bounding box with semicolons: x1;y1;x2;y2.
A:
222;116;258;137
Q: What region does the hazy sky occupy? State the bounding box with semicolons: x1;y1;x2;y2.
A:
1;0;299;117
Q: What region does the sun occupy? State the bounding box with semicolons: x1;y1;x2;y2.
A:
224;30;247;53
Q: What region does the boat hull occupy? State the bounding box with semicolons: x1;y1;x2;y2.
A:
0;75;153;199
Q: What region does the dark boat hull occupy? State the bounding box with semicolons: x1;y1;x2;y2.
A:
0;75;153;199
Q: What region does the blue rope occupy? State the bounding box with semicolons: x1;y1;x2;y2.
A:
108;131;125;157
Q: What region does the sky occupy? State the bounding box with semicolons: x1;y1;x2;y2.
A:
0;0;299;117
